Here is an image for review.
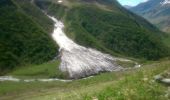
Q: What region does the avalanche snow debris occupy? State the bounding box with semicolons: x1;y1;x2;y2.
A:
49;16;124;79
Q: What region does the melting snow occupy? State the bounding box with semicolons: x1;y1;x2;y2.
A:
49;16;124;79
0;76;72;82
58;0;63;3
0;76;20;82
0;16;140;81
161;0;170;5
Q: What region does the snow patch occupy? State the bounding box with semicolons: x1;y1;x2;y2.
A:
0;76;96;82
49;16;124;79
0;76;20;82
0;76;72;82
58;0;63;3
160;0;170;5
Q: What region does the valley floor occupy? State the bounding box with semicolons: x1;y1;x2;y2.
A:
0;59;170;100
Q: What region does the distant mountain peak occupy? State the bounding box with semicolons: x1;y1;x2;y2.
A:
124;5;132;9
129;0;170;33
160;0;170;5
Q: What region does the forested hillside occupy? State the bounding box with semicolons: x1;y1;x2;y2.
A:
0;0;57;74
35;0;169;60
0;0;169;74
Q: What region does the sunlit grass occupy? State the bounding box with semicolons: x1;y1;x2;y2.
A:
0;60;169;100
9;60;64;79
83;60;170;100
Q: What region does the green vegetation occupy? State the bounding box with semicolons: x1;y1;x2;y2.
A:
7;59;136;79
12;0;54;33
117;60;136;68
163;34;170;48
0;59;169;100
35;0;169;60
0;0;57;74
0;0;169;74
161;70;170;79
9;60;65;79
0;1;170;99
84;62;170;100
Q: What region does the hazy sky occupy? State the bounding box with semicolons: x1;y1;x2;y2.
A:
117;0;148;6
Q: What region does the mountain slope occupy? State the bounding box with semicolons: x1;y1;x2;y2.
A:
0;0;57;74
130;0;170;33
35;0;169;60
0;0;169;74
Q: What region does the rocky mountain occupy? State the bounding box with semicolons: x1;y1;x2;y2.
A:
0;0;169;76
130;0;170;33
124;5;132;9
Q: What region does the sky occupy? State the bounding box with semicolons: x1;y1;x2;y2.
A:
117;0;148;6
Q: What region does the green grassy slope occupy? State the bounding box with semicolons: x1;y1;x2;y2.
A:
35;0;169;60
162;34;170;47
6;58;136;79
9;60;64;79
0;0;57;74
0;59;169;100
84;60;170;100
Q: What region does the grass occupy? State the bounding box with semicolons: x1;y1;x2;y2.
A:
8;60;64;79
0;59;170;100
0;0;170;99
7;59;138;79
160;69;170;79
163;34;170;48
117;60;136;68
84;62;170;100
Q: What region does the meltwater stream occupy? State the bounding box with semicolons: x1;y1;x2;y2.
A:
49;16;123;79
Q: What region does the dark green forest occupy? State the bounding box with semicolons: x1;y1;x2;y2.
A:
0;0;57;74
35;0;169;60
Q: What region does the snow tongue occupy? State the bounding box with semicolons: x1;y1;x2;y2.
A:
49;16;123;79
